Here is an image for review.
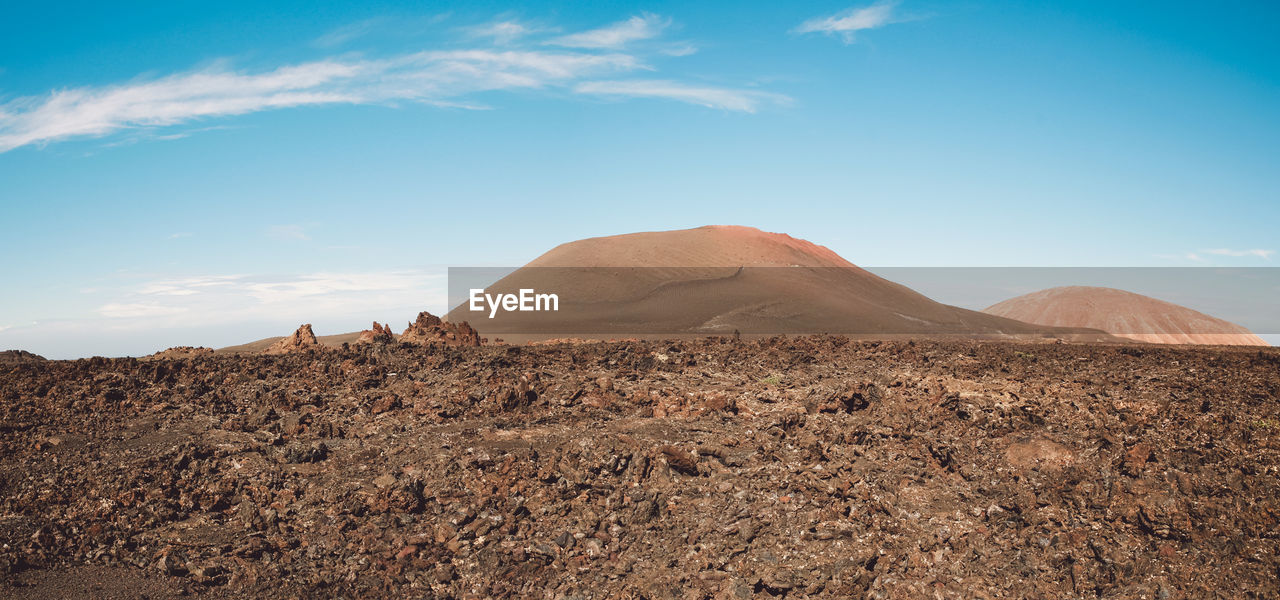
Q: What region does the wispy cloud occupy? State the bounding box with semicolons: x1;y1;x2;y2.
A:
1204;248;1275;260
91;270;446;327
576;80;789;113
101;124;236;148
1156;248;1274;263
0;51;636;152
241;272;430;305
267;224;311;241
0;13;783;152
0;60;364;152
659;44;699;57
138;275;243;296
467;20;547;44
548;13;669;49
98;303;191;319
313;18;385;48
796;1;904;43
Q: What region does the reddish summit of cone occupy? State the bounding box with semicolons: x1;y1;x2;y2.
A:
527;225;855;268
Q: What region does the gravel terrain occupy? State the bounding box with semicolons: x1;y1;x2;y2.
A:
2;337;1278;598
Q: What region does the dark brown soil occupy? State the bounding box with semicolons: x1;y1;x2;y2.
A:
2;338;1278;598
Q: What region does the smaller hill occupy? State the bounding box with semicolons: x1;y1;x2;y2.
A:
983;286;1268;346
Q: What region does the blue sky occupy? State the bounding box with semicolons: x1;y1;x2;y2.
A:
1;1;1277;357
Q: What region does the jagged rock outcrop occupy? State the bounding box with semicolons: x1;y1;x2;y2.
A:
400;312;481;347
0;350;46;363
143;346;214;361
356;322;396;345
263;324;320;355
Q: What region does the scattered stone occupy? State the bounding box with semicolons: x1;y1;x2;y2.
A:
659;445;699;476
283;441;328;463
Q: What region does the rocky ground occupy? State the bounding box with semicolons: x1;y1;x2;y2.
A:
1;337;1278;598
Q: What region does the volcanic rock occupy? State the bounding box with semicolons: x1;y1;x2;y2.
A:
2;337;1279;597
263;324;320;354
0;350;46;363
984;286;1268;346
142;346;213;361
399;312;480;347
356;321;396;345
658;445;699;475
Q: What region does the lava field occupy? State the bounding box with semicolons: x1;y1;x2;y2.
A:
2;337;1279;598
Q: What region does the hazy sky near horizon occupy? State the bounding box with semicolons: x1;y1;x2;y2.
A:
2;1;1278;358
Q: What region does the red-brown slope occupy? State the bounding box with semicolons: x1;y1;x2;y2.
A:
448;225;1104;339
983;286;1268;346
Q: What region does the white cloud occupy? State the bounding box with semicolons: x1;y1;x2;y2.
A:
0;13;786;152
0;50;640;153
796;1;902;43
138;275;243;296
313;18;384;48
98;303;191;318
1204;248;1274;260
659;44;699;57
91;270;446;327
548;14;669;49
467;20;544;44
576;80;789;113
241;272;431;306
0;61;365;152
267;224;311;241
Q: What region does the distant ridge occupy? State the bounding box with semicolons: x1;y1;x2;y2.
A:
0;349;46;363
983;286;1268;346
